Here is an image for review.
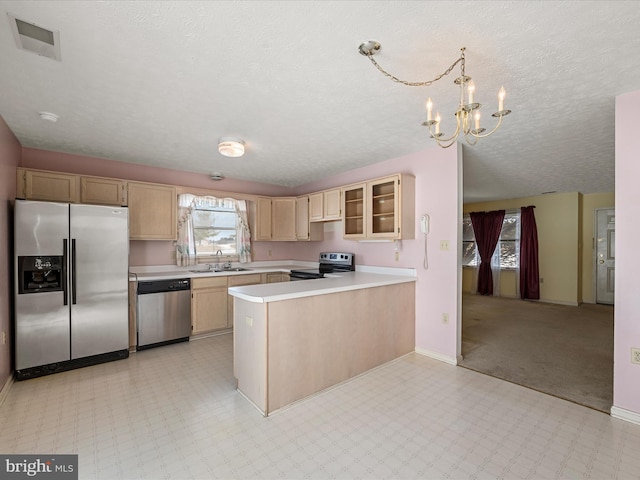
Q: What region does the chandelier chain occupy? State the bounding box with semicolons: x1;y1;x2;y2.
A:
365;48;466;87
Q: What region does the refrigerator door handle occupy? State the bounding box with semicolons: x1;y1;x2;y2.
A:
71;238;77;305
63;238;68;306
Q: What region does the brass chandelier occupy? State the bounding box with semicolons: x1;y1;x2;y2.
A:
358;41;511;148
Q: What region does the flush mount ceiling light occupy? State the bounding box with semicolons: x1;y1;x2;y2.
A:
359;41;511;148
38;111;58;122
218;137;245;157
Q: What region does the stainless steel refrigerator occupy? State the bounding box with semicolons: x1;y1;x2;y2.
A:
15;200;130;379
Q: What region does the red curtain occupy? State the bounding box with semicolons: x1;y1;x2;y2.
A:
470;210;505;295
520;206;540;299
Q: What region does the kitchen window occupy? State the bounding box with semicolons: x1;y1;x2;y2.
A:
462;212;520;268
176;194;251;266
192;201;238;257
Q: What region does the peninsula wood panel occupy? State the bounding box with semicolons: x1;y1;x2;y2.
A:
233;299;268;410
266;283;415;414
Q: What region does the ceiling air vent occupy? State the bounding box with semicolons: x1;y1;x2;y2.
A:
7;13;61;61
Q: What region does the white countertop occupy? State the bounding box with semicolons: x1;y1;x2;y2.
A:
129;261;317;281
228;271;416;303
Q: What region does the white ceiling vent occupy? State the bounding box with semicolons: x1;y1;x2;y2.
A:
7;13;61;61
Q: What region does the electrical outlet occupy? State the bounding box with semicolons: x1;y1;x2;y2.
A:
395;251;399;262
442;313;449;324
268;249;272;257
631;348;640;365
1;331;5;345
245;316;253;327
440;240;449;251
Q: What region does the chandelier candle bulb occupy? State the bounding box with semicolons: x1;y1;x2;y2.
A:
426;98;433;121
435;113;441;134
474;111;481;130
498;86;506;112
468;81;475;104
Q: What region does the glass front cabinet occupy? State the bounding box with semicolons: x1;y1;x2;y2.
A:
342;183;366;239
342;173;415;240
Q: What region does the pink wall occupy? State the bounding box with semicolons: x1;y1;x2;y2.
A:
21;147;293;197
272;145;463;361
613;91;640;418
0;116;21;388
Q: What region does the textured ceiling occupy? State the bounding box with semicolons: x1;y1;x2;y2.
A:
0;1;638;202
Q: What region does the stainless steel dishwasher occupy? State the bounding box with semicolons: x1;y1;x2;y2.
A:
136;278;191;350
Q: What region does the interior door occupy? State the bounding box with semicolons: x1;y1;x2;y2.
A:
595;208;615;305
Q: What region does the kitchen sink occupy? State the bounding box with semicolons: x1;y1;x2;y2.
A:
189;267;251;273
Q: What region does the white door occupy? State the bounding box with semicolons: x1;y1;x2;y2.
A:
595;208;615;305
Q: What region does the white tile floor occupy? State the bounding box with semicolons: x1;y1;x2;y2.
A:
1;333;640;479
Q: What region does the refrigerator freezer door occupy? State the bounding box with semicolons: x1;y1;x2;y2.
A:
69;204;129;359
15;200;70;370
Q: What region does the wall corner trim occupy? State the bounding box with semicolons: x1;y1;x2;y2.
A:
0;373;14;409
415;347;458;366
611;406;640;426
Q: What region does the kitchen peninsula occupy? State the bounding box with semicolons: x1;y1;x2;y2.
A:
228;270;416;416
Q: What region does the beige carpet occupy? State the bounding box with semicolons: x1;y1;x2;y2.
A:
460;294;614;413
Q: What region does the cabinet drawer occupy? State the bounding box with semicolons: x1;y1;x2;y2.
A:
192;276;228;289
228;274;263;286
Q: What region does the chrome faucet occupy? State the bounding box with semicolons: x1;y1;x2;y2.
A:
214;250;223;270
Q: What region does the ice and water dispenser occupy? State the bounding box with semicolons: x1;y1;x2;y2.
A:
17;256;64;294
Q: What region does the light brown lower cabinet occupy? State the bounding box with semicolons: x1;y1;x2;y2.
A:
191;277;229;334
264;272;290;283
189;272;291;337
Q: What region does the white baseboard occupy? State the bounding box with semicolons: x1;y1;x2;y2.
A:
0;373;14;408
415;347;458;366
611;406;640;426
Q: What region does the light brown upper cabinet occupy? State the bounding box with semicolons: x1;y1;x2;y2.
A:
127;181;177;240
271;197;297;241
255;197;273;241
17;168;127;207
343;174;415;240
323;189;342;220
309;188;341;222
367;174;415;240
17;168;80;203
254;196;297;241
296;195;323;241
80;176;127;206
342;183;367;239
